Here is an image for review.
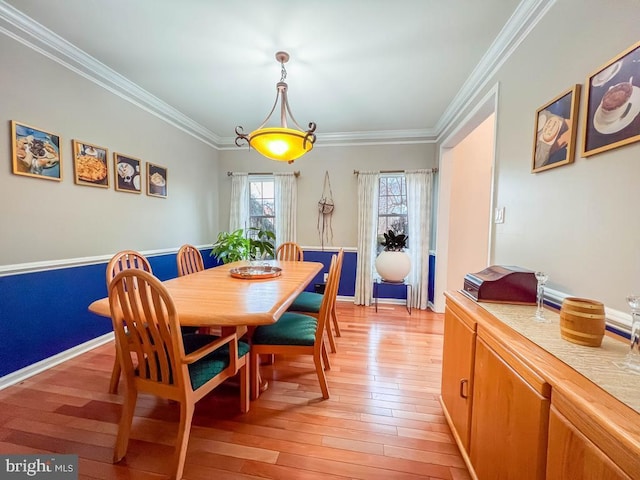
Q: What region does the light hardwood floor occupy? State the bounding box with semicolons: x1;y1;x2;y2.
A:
0;302;470;480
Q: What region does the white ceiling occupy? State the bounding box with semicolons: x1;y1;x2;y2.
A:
1;0;551;148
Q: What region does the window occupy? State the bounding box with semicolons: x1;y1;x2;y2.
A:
378;175;407;246
249;176;275;237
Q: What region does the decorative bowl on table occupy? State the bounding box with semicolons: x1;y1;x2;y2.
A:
229;265;282;280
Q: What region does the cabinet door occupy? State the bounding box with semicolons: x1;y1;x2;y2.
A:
441;305;476;451
547;405;632;480
470;336;550;480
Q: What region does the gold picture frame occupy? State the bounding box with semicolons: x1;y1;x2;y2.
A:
113;152;142;193
582;40;640;157
72;140;109;188
531;85;581;173
11;120;62;181
146;162;167;198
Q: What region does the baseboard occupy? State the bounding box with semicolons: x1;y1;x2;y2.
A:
0;332;114;390
337;296;437;311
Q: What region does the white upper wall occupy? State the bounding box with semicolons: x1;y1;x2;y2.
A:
0;35;220;266
450;0;640;312
218;143;437;248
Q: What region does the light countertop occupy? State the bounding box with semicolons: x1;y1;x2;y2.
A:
476;301;640;414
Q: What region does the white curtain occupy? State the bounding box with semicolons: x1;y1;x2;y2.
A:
229;173;249;232
406;169;434;309
274;173;298;245
354;171;380;306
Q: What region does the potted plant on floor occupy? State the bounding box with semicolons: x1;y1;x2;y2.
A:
210;227;275;264
375;229;410;283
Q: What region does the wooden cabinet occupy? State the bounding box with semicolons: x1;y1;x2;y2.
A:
470;333;551;480
442;291;640;480
547;393;633;480
440;303;476;452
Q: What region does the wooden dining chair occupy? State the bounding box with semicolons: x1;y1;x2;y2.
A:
177;244;205;277
176;243;223;336
106;250;152;394
287;248;344;353
108;269;249;480
250;253;339;400
276;242;304;261
106;249;152;286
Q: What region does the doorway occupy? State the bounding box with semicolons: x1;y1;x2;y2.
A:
432;84;498;313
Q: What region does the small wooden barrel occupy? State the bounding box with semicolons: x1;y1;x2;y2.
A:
559;297;606;347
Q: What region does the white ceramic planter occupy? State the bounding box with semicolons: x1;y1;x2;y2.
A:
375;250;411;283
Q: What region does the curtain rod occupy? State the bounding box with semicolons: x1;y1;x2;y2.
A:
353;168;438;175
227;171;300;177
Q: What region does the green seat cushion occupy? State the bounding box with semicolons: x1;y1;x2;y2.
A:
289;291;323;313
136;333;249;391
252;312;317;346
184;334;250;390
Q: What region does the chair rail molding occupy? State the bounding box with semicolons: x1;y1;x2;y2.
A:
0;245;212;277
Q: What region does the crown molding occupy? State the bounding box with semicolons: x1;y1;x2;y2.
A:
0;0;222;148
436;0;556;136
218;128;438;149
0;0;554;149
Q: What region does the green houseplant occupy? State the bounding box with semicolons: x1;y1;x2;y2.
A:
210;227;275;264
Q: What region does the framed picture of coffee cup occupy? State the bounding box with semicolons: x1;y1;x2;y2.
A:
72;140;109;188
113;153;142;193
531;85;581;173
582;40;640;157
146;162;167;198
11;120;62;181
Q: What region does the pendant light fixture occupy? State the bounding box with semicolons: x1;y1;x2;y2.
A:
235;51;316;164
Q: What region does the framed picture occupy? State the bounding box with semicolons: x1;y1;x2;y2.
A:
531;85;581;173
146;162;167;198
113;152;142;193
11;120;62;181
72;140;109;188
582;40;640;157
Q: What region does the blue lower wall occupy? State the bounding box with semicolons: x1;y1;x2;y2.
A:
0;248;434;378
302;250;356;297
429;253;436;304
0;249;211;378
0;263;109;377
303;250;435;303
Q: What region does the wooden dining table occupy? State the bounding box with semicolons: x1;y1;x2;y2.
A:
89;260;323;327
89;260;323;396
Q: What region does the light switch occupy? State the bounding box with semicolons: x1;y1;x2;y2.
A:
494;207;505;224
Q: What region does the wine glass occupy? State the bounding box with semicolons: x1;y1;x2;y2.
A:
535;272;550;323
623;295;640;373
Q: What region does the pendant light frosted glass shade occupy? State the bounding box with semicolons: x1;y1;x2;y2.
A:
235;52;316;163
